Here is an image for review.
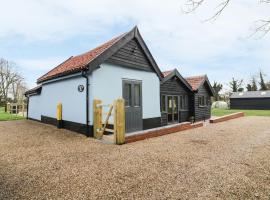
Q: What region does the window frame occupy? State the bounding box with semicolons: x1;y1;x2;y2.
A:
134;83;141;107
198;96;206;107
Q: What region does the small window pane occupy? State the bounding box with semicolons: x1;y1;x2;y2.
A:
134;84;141;106
124;83;132;106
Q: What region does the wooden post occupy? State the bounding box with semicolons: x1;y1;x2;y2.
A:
56;103;63;128
93;99;102;139
114;98;125;145
6;103;10;114
22;103;25;117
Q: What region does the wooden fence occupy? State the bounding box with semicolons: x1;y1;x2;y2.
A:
6;103;27;117
93;98;125;145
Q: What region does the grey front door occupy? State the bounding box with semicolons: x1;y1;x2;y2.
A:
123;80;142;133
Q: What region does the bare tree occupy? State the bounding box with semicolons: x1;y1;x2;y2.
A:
11;75;26;103
0;58;25;109
183;0;270;36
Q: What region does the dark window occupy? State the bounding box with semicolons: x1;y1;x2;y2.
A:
134;84;141;107
173;96;179;121
199;96;205;107
161;95;166;112
124;83;132;106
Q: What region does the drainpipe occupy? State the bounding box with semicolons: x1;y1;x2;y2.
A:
82;71;90;137
26;96;29;119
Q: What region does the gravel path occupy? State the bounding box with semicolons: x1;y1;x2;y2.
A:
0;117;270;199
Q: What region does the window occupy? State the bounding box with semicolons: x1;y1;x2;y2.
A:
134;84;141;107
161;95;166;112
198;96;205;107
180;95;188;110
124;83;132;106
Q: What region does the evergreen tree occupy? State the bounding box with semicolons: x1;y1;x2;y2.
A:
259;70;268;91
251;76;258;91
246;84;252;91
229;78;243;92
212;81;223;101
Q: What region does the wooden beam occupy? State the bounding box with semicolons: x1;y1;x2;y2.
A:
114;98;125;144
93;99;102;139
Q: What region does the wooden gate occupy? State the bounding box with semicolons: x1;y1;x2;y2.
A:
93;98;125;144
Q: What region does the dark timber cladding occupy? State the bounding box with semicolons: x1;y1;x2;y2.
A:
193;82;212;121
41;115;93;136
107;39;153;72
230;98;270;110
160;70;193;126
230;91;270;110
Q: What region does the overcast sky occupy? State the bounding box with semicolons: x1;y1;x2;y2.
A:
0;0;269;91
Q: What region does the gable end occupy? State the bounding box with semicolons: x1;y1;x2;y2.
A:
106;38;154;72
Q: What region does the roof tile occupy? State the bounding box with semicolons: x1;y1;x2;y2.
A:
162;70;173;77
37;33;126;83
185;75;205;91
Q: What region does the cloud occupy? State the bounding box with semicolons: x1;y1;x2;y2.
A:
0;0;269;90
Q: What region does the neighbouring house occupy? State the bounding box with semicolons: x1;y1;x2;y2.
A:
25;26;214;137
230;91;270;110
162;70;214;123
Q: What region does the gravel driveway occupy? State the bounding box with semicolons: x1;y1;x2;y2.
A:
0;117;270;199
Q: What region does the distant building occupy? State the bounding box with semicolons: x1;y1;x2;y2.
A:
230;91;270;110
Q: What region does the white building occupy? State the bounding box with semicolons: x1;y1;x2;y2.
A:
25;27;163;136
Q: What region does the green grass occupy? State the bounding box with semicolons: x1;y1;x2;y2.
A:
0;107;26;121
212;108;270;117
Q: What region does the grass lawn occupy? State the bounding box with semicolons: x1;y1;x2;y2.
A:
212;108;270;117
0;107;25;121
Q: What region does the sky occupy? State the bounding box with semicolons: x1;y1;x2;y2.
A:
0;0;269;91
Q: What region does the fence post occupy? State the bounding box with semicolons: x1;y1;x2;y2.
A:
22;103;25;117
93;99;102;139
56;103;63;128
114;98;125;145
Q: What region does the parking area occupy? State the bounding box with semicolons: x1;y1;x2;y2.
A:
0;117;270;199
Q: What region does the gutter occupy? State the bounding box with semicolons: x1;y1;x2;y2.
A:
82;70;90;137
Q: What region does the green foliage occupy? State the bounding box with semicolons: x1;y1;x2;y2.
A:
246;84;252;91
229;78;243;92
0;107;25;121
212;108;270;117
259;70;268;91
251;77;258;91
212;81;223;101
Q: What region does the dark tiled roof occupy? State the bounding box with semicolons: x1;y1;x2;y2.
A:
230;90;270;98
37;33;126;83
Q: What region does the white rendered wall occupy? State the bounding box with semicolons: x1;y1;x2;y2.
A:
28;95;42;120
89;63;161;125
28;76;86;124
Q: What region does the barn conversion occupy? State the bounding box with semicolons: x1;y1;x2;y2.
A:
161;70;214;125
230;91;270;110
25;26;214;137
